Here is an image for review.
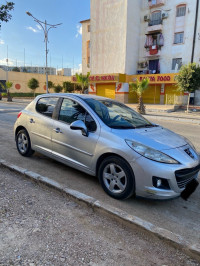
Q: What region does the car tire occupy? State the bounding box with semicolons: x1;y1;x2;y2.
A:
16;129;34;157
98;156;135;200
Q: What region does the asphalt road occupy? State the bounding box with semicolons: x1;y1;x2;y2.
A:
0;100;200;247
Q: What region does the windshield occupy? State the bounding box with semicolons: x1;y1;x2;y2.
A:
84;98;154;129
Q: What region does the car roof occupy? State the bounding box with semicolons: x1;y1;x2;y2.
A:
37;93;113;101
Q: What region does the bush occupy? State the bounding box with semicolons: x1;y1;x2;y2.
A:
54;85;63;93
10;93;43;97
63;81;74;93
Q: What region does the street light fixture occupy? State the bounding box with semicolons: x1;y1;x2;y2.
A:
26;11;62;93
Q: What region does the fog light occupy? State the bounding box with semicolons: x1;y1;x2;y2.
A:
152;176;170;190
157;179;162;187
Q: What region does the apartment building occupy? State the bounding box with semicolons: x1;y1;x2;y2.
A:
80;0;200;105
0;65;56;75
57;68;72;76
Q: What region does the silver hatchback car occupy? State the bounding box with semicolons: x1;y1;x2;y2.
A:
14;93;200;200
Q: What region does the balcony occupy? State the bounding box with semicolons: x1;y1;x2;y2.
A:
148;0;165;9
147;20;163;32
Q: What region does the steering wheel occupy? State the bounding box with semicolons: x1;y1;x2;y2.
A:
112;115;121;122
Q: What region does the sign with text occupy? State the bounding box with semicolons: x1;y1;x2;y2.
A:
128;73;179;84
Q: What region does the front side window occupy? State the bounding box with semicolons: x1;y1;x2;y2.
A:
172;58;182;70
174;32;184;44
84;98;153;129
59;98;96;132
176;5;186;17
36;97;58;118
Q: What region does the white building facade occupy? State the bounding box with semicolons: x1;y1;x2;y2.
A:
80;0;200;105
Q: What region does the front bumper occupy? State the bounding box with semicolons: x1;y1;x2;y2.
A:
130;154;200;200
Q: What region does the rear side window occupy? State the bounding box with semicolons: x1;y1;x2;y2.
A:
36;97;58;118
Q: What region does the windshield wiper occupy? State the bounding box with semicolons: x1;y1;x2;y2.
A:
135;124;157;128
111;125;135;129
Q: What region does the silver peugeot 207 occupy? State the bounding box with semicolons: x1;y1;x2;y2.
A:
14;93;200;200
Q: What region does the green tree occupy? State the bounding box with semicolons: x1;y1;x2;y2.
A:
176;63;200;112
63;81;73;93
75;72;90;93
53;84;63;93
0;80;13;101
0;1;14;28
130;78;149;114
12;67;20;72
45;81;54;92
27;78;39;98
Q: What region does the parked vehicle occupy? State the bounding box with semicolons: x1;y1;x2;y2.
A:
14;93;200;200
0;92;2;100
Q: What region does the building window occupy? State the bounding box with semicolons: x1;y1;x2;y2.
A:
149;11;162;26
87;25;90;32
174;32;184;44
176;5;186;17
172;58;182;70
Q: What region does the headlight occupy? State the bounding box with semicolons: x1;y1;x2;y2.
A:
181;136;196;151
125;140;179;164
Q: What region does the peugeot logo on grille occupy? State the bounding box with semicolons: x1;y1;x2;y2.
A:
184;148;195;159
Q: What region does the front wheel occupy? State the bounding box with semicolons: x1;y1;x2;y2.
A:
98;156;135;200
16;129;34;157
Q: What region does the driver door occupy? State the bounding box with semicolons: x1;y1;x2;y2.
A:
51;97;100;172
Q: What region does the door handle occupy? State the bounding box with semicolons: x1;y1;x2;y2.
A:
29;118;35;123
53;128;62;133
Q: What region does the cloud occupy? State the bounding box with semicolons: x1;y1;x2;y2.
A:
0;40;5;45
0;58;15;66
26;25;42;33
75;25;82;38
72;64;82;75
36;24;42;30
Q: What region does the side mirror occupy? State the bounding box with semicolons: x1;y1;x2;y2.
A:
70;120;88;137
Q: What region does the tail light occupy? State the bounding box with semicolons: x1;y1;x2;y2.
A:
17;112;22;119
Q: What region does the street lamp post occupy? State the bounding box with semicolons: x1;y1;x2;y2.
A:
26;12;62;93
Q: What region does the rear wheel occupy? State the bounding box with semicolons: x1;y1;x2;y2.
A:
98;156;135;200
16;129;34;157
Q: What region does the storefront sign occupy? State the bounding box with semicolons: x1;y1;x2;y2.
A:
72;74;119;83
128;73;179;84
89;75;118;82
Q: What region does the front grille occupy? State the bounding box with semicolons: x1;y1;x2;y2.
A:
175;164;200;189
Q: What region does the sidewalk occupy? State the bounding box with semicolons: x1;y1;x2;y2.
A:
127;104;200;124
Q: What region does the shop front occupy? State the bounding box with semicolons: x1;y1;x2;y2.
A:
72;72;185;105
127;73;180;104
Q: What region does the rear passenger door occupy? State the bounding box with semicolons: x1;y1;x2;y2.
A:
29;97;59;155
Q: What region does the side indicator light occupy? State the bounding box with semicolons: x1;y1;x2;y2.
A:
17;112;22;119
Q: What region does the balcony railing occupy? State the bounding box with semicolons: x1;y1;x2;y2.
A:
147;23;163;32
149;0;165;8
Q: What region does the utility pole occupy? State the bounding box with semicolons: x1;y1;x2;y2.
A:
26;12;62;93
191;0;199;63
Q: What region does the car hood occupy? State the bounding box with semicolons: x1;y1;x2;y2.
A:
111;126;187;151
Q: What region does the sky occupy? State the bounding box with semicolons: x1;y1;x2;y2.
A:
0;0;90;73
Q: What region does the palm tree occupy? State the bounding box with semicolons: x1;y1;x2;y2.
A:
75;72;90;93
0;80;13;101
130;78;149;114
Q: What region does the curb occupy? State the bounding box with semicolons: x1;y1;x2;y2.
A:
0;159;200;262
